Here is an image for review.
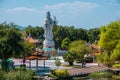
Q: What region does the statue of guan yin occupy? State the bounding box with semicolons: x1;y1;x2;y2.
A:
43;12;55;53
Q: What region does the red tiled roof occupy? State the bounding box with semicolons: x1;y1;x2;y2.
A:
26;56;36;60
27;37;35;43
26;55;48;60
31;51;43;55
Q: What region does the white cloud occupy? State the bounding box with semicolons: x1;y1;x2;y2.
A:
45;1;98;9
4;1;100;28
43;1;99;14
6;1;99;14
6;7;42;13
41;1;99;26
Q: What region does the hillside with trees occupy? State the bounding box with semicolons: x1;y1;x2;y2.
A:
0;20;120;69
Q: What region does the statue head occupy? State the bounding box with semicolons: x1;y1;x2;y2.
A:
46;11;51;19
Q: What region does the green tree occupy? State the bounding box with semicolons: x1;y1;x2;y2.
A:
21;41;35;64
87;28;100;43
98;20;120;66
96;51;112;67
67;26;75;41
53;25;89;48
55;58;61;69
24;25;33;36
110;41;120;61
99;20;120;52
96;54;104;65
0;23;23;71
74;28;88;41
63;52;76;66
24;26;44;39
68;40;90;62
31;26;44;39
53;26;69;48
61;38;70;50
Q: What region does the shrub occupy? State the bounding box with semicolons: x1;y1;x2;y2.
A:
88;71;113;79
4;69;34;80
54;70;69;78
112;75;120;79
0;69;6;80
112;64;120;69
48;74;57;78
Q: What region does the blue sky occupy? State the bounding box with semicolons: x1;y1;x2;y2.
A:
0;0;120;29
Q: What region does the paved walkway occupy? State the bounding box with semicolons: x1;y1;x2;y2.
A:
68;66;108;76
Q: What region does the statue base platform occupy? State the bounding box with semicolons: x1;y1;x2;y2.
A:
43;39;54;48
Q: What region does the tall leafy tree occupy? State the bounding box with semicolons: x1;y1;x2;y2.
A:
97;20;120;66
53;26;69;48
68;40;90;62
99;20;120;52
66;26;75;41
0;23;23;71
74;28;88;41
88;28;100;43
53;25;89;48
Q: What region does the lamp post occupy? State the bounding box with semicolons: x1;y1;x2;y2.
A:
36;48;38;71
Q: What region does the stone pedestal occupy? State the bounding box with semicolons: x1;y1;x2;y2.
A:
43;39;54;48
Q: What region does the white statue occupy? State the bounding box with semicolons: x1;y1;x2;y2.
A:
43;12;54;48
44;12;54;40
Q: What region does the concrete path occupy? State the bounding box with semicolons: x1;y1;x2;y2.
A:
68;66;108;76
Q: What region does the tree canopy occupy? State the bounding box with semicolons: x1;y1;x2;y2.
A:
0;23;23;71
87;28;100;43
68;40;90;61
24;25;44;39
61;38;70;50
0;23;23;60
99;20;120;52
97;20;120;66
